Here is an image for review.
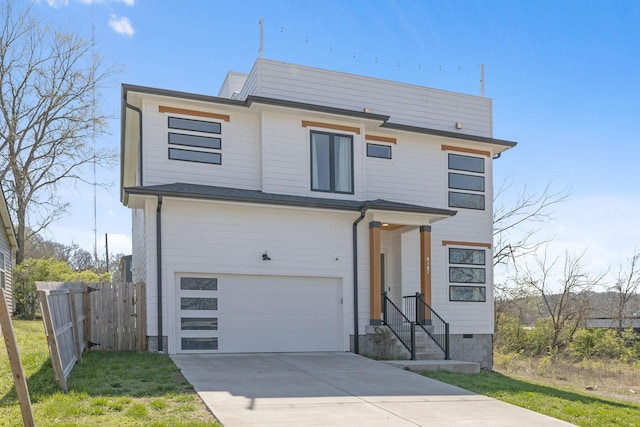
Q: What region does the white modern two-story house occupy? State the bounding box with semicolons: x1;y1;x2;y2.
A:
120;58;516;368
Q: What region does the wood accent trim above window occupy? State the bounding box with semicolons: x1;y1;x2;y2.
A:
159;106;230;122
441;240;492;249
301;120;361;134
441;144;490;157
365;134;397;144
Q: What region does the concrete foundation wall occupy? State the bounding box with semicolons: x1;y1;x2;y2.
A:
353;330;494;370
147;336;168;353
449;334;493;370
351;326;411;360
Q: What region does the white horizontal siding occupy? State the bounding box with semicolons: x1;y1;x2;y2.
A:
0;222;13;311
261;111;365;200
365;133;446;207
431;222;494;335
217;71;248;98
141;98;261;191
243;59;492;137
153;199;358;350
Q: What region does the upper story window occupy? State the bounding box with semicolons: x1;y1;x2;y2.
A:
366;143;392;159
447;153;485;210
167;116;222;165
310;131;353;194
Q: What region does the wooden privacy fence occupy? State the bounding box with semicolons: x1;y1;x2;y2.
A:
36;282;146;392
90;281;147;351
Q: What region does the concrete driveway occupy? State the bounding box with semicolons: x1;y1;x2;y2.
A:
171;352;575;427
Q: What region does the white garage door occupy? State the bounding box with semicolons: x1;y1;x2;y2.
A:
176;274;343;353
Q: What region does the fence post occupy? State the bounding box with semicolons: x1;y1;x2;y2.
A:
84;284;91;351
0;288;36;427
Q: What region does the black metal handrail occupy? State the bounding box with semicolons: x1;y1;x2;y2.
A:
403;292;450;359
382;292;416;360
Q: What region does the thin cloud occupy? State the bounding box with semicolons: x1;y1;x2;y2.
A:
78;0;135;5
109;14;135;37
46;0;70;7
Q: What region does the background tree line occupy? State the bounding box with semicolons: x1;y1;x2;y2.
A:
13;231;126;319
494;180;640;361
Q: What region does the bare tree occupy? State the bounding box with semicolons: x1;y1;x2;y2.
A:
518;250;603;352
493;180;570;269
608;251;640;334
0;0;116;264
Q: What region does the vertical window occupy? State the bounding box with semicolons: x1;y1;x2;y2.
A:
447;153;485;210
310;131;353;194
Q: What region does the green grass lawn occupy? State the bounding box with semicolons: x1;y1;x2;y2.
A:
422;370;640;427
1;319;219;426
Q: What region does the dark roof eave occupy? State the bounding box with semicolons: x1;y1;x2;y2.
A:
122;84;246;108
245;95;390;122
380;122;518;148
123;184;457;218
121;84;516;152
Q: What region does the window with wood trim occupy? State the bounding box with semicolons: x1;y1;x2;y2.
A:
310;131;353;194
167;116;222;165
448;247;486;302
447;153;485;210
366;143;392;159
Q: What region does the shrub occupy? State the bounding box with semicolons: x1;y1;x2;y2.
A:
12;258;112;318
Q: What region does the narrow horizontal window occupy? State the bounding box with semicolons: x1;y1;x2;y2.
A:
181;317;218;330
181;337;218;350
181;297;218;311
169;148;221;165
450;267;486;284
180;277;217;291
168;117;221;134
367;143;392;159
169;133;221;150
449;286;486;302
448;153;484;173
449;248;486;265
448;173;484;192
449;192;485;210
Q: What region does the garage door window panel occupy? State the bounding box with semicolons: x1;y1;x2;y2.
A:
180;277;217;290
181;337;218;350
181;317;218;330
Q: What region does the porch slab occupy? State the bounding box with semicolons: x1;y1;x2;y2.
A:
383;359;481;373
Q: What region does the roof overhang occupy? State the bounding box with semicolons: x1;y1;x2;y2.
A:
381;122;517;153
120;83;518;201
123;183;456;224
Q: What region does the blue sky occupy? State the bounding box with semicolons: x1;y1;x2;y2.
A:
33;0;639;283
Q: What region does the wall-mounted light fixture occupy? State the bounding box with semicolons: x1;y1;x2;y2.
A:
262;251;271;261
455;122;463;129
